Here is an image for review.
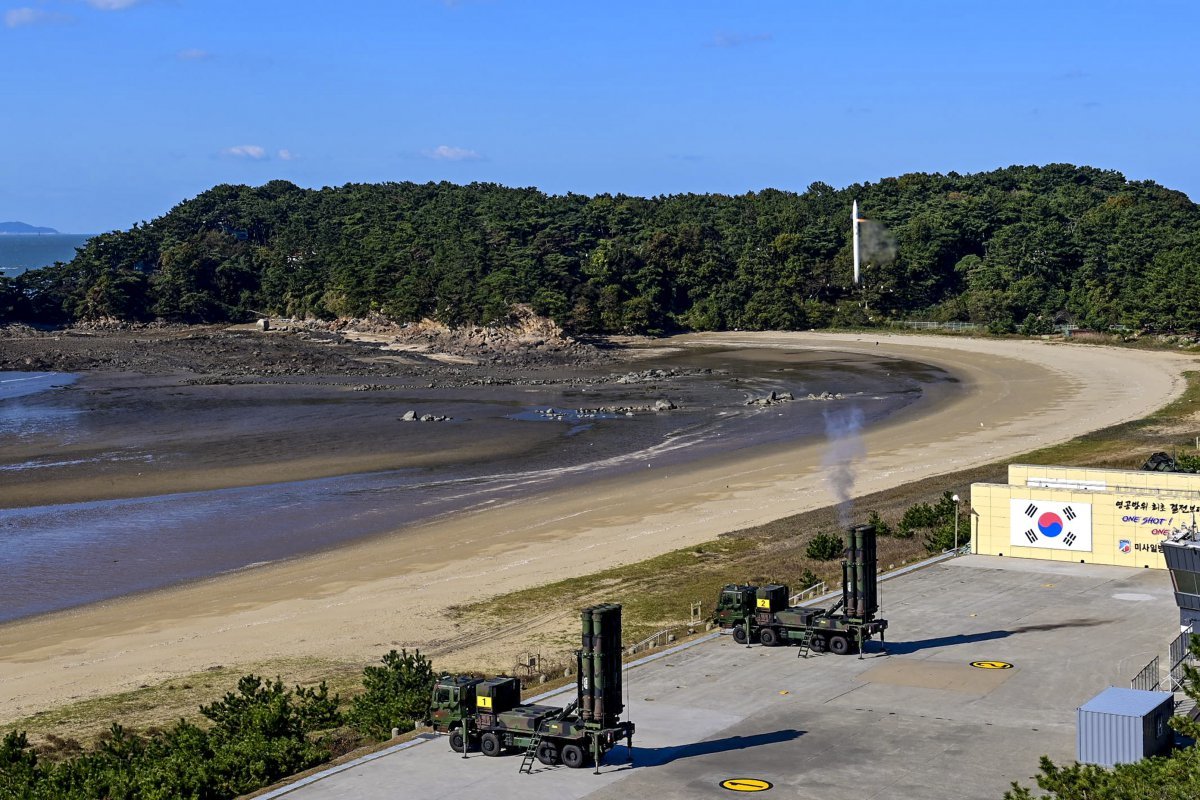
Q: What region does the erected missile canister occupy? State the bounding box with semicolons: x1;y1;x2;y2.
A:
580;608;594;718
578;603;624;725
842;524;878;620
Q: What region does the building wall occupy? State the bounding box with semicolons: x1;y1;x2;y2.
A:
971;464;1200;570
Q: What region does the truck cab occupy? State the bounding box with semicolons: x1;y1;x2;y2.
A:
428;675;483;746
713;584;757;627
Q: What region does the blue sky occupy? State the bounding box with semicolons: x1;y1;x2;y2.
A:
3;1;1197;233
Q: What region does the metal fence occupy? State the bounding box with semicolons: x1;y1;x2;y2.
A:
888;321;982;331
789;582;827;606
1130;656;1161;691
625;627;681;656
1169;626;1197;692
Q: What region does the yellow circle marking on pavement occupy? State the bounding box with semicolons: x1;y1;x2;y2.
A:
970;660;1014;670
721;778;773;792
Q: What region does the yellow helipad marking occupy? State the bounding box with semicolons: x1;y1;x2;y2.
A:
970;660;1014;670
721;778;773;792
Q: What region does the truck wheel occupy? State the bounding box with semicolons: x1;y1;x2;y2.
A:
829;635;850;655
536;741;559;766
732;626;748;645
561;743;586;769
448;729;467;753
480;732;502;757
809;636;827;653
759;628;779;647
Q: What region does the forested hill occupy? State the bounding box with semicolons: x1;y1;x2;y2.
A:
3;164;1198;334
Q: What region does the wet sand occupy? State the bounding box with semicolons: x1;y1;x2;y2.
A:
0;346;935;620
0;332;1193;722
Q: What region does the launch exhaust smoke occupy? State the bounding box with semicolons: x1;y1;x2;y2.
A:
851;201;896;285
822;405;865;527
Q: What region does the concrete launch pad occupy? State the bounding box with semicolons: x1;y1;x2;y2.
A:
280;555;1178;800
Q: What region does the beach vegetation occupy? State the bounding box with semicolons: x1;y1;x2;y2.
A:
866;509;894;537
347;649;437;742
895;491;962;552
798;568;820;589
805;532;843;561
1172;452;1200;473
0;676;343;799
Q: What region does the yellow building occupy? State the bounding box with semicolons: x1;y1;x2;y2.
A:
971;464;1200;570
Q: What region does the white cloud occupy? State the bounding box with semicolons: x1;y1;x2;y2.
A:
277;149;296;161
85;0;145;9
222;145;268;159
424;145;482;161
177;48;212;61
5;7;71;27
707;31;773;48
5;7;41;27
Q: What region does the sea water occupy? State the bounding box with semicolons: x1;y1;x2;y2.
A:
0;234;93;277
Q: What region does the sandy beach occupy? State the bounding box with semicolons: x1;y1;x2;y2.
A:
0;332;1194;723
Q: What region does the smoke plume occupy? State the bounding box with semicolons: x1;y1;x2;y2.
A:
859;219;897;266
822;405;865;526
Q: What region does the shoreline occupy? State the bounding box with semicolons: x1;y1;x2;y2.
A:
0;332;1194;723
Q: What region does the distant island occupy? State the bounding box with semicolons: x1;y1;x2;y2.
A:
0;221;59;234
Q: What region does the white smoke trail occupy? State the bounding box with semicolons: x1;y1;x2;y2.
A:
859;219;897;266
822;405;865;526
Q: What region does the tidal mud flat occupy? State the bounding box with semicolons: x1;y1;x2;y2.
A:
0;324;945;622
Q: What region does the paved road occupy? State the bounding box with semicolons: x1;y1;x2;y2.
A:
281;556;1178;800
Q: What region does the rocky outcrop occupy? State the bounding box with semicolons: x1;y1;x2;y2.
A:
744;390;796;406
614;368;714;384
400;410;452;422
292;305;604;369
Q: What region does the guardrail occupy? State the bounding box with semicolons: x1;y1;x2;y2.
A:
789;582;826;606
1130;656;1161;691
626;627;685;656
1169;626;1197;692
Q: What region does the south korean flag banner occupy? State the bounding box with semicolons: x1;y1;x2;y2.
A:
1009;499;1093;552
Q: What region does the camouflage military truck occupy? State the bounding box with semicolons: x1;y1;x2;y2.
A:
714;525;888;655
428;604;635;772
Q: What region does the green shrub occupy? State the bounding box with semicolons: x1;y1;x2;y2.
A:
0;676;343;799
348;650;437;742
896;492;964;553
867;510;894;537
805;532;844;561
1175;452;1200;473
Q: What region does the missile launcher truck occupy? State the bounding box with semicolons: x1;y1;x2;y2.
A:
428;603;635;773
714;524;888;655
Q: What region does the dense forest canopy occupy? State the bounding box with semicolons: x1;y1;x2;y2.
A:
3;164;1198;335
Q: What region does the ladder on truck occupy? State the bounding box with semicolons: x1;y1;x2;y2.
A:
518;732;542;774
796;623;818;658
519;697;576;774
